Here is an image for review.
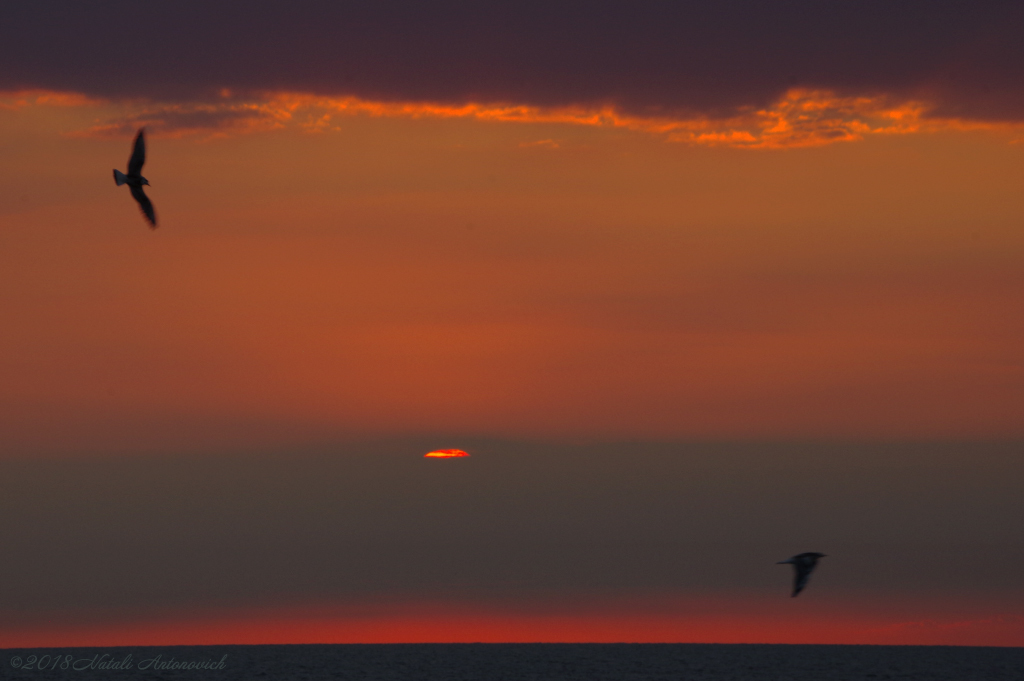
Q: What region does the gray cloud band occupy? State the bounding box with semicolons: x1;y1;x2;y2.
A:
3;1;1024;121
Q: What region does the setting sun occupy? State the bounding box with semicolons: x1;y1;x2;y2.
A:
424;449;470;458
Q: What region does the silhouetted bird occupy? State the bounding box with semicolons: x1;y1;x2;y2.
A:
777;552;826;597
113;129;156;228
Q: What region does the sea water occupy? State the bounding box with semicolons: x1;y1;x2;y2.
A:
4;643;1023;680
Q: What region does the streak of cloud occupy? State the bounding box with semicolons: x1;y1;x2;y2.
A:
0;90;100;110
15;88;1018;149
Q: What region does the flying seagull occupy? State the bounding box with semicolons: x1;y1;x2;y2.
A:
113;128;156;228
777;552;826;597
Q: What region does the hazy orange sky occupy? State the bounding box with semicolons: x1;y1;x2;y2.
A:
1;1;1023;648
2;91;1023;452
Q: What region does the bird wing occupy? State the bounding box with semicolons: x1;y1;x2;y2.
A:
791;555;820;597
792;563;811;596
130;184;157;228
127;129;146;175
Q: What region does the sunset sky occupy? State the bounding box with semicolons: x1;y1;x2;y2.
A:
1;1;1022;647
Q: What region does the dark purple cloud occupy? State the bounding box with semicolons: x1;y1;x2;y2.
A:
2;1;1024;119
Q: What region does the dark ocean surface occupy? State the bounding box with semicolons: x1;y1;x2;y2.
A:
3;644;1024;681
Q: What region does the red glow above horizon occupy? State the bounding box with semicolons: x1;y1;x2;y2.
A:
4;597;1023;648
424;449;470;458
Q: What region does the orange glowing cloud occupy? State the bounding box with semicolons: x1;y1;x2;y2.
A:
11;86;1019;149
0;89;101;110
424;449;469;458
